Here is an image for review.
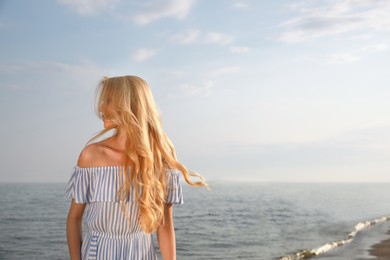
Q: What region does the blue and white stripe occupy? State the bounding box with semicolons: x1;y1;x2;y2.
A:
65;166;183;260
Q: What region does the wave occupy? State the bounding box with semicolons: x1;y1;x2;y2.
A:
279;215;390;260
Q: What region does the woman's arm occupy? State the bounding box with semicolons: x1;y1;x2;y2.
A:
66;200;86;260
157;204;176;260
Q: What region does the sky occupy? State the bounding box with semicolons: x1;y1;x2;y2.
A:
1;0;390;183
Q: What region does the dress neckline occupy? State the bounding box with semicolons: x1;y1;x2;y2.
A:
75;165;123;169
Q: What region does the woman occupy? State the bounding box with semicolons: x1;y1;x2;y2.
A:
66;75;207;260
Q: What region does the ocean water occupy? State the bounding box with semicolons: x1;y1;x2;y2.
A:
0;182;389;260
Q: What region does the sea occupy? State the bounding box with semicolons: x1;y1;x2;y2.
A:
0;181;389;260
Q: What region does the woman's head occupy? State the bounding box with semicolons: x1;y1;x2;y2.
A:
96;75;160;133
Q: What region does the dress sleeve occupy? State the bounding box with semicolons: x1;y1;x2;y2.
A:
65;166;91;204
165;169;184;205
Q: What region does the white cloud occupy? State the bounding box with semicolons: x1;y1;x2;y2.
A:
180;80;214;96
175;66;240;97
277;0;390;43
0;60;109;90
166;65;240;98
333;124;390;150
0;83;22;90
230;46;250;53
326;53;360;63
0;64;25;74
359;43;388;53
169;30;235;46
57;0;118;16
134;0;197;25
133;48;156;61
205;31;234;45
207;66;241;77
232;2;248;9
350;34;374;41
170;30;200;44
322;42;388;63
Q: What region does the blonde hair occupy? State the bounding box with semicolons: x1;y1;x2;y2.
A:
90;75;207;233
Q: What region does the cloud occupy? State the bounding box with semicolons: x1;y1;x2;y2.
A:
359;43;388;53
134;0;197;25
171;66;240;97
277;0;390;43
326;53;360;63
180;80;214;97
332;124;390;150
133;48;157;61
323;42;388;63
169;30;200;44
205;31;234;45
0;64;25;74
0;60;108;90
210;124;390;181
207;66;241;77
350;34;373;41
170;30;235;46
0;83;22;90
57;0;118;15
230;46;250;53
232;2;248;9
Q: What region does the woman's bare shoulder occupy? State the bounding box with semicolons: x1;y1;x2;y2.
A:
77;142;105;167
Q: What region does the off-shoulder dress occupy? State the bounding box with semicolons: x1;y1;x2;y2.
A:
65;166;183;260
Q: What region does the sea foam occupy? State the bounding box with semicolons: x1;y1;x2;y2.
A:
279;216;390;259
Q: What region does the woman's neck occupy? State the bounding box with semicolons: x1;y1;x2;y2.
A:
107;128;127;151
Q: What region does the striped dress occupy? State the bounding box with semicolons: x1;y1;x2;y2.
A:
65;166;183;260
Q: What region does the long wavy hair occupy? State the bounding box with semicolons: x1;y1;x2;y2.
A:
89;75;207;233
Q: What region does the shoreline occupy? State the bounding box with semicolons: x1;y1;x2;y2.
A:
369;229;390;259
315;220;390;260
